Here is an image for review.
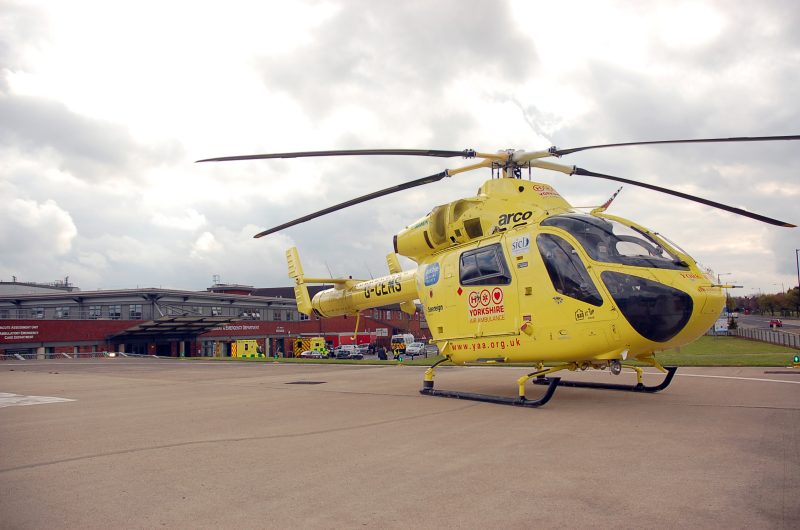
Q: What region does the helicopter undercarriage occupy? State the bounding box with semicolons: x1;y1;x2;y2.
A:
419;357;677;407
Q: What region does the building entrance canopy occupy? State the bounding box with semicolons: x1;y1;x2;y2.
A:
109;316;238;342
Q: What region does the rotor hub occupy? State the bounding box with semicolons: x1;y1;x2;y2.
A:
492;149;530;179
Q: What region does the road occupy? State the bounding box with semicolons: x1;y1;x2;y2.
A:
1;359;798;529
737;314;800;334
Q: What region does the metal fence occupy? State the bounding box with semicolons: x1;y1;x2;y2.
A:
733;327;800;349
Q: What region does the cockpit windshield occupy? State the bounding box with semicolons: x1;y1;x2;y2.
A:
541;214;688;270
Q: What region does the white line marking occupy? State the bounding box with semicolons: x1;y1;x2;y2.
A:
0;392;76;408
464;366;800;385
672;373;800;385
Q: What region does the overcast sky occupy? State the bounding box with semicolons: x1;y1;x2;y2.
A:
1;0;798;296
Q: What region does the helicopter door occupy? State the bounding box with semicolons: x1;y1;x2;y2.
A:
439;238;519;341
517;231;615;348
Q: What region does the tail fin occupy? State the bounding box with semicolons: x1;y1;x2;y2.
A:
592;186;623;214
386;253;417;316
286;247;313;316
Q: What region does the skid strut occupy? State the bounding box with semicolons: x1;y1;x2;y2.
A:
533;365;678;393
420;360;561;408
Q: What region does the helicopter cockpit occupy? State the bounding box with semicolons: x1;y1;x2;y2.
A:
539;213;694;342
541;214;689;270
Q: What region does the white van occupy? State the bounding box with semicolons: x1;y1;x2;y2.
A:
390;334;415;357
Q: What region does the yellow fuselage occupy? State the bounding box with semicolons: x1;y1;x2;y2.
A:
305;178;725;365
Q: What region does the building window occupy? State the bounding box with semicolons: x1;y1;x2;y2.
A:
32;307;44;319
109;305;121;320
0;309;9;319
385;311;391;320
129;304;142;320
192;306;204;315
300;313;310;321
285;311;294;321
55;307;70;319
211;306;222;316
273;310;282;321
89;305;101;319
240;308;260;320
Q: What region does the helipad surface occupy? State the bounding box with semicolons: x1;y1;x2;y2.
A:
1;359;798;528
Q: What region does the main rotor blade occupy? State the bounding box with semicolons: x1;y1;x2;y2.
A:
197;149;475;163
573;167;796;227
554;135;800;157
253;170;449;238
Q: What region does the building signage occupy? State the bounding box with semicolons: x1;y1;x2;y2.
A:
0;324;40;342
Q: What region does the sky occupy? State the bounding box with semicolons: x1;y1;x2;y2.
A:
1;0;799;296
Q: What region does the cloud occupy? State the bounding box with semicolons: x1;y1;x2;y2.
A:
0;94;183;182
257;0;538;119
0;0;797;297
152;209;207;231
191;232;221;256
0;1;48;91
0;198;78;283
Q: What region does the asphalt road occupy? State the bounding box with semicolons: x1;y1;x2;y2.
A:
1;359;798;529
737;314;800;334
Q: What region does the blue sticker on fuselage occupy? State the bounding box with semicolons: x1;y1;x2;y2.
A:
424;262;440;286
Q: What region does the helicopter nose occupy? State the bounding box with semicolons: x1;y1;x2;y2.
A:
600;271;694;343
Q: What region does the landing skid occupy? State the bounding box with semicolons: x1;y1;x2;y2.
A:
419;359;563;408
533;366;678;393
420;377;561;408
418;359;677;407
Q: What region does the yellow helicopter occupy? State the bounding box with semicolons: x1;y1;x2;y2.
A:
198;135;798;407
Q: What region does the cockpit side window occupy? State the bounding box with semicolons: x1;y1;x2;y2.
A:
537;234;603;306
459;243;511;286
541;214;688;270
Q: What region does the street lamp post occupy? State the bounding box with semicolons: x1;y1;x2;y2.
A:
795;249;800;293
717;273;732;314
795;249;800;318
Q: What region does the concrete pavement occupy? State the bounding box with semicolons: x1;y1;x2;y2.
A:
1;359;798;529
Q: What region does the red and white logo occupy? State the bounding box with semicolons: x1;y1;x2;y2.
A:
468;291;480;308
492;288;503;304
480;289;491;306
467;287;506;322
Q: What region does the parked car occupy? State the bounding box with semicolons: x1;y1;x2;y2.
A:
769;319;783;328
299;350;322;359
405;342;425;358
333;345;364;360
424;344;439;357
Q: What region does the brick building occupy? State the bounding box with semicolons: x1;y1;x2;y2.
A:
0;281;427;358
